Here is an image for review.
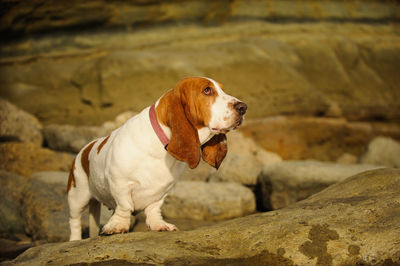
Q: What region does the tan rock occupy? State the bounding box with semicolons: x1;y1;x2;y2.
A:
162;181;256;221
0;143;74;177
181;131;281;184
43;111;135;153
360;136;400;168
208;131;282;185
0;99;42;146
241;116;400;161
7;168;400;265
1;22;399;125
0;171;29;235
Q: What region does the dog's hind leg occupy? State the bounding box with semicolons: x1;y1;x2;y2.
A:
68;157;92;241
89;199;101;237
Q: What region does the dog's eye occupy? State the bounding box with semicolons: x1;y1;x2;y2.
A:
203;87;212;96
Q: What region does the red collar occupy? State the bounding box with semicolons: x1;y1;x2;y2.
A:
149;104;169;149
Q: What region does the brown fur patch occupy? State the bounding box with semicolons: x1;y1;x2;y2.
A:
97;135;110;154
67;158;76;193
81;140;97;179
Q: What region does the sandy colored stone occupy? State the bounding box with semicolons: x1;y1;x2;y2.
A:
0;142;74;177
162;181;256;221
43;111;135;153
7;168;400;265
0;171;29;235
181;131;281;184
1;22;399;125
241;116;400;161
360;136;400;168
0;99;42;146
20;171;113;242
1;0;397;35
208;131;282;185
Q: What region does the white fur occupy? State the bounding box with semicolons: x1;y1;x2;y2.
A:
206;77;240;133
68;77;240;241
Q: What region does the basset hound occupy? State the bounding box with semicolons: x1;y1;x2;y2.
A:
67;77;247;241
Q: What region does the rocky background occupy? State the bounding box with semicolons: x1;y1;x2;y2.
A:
1;0;400;264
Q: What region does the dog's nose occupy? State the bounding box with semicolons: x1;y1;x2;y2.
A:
234;102;247;116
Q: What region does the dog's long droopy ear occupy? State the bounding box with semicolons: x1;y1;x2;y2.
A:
164;84;201;169
201;134;227;169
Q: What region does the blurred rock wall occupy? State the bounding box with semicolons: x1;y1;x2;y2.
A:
0;0;399;125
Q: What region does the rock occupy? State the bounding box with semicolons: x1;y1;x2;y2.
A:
208;131;282;186
0;143;74;177
361;136;400;168
0;238;34;263
179;160;213;182
209;153;264;186
1;0;398;36
7;168;400;265
0;99;42;146
258;160;383;210
162;181;256;221
43;124;108;153
241;116;400;161
180;131;281;184
43;111;135;153
132;212;220;233
1;22;399;125
0;171;29;235
336;153;358;164
21;171;113;242
21;172;71;242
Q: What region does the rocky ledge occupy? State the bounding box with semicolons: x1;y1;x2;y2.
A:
5;168;400;265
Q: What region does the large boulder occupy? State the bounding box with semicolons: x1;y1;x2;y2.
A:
360;136;400;168
162;181;256;221
42;111;135;153
0;143;74;177
1;0;397;36
21;171;71;242
7;168;400;265
1;22;399;126
241;116;400;161
0;171;29;235
43;124;108;153
258;160;383;210
208;131;282;186
181;131;281;184
20;171;113;242
0;99;42;146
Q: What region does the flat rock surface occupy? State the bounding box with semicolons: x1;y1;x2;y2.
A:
7;168;400;265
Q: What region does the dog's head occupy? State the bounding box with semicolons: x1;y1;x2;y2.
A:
157;77;247;169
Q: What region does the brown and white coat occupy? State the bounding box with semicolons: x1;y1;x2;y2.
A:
68;77;247;241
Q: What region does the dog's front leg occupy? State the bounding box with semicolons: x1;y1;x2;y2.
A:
145;196;178;231
101;183;133;235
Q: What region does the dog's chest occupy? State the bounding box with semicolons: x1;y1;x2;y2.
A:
130;157;185;210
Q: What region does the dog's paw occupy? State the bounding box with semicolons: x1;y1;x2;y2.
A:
101;218;130;235
147;220;178;232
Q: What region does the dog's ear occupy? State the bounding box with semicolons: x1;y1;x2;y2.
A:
163;83;201;169
201;134;227;169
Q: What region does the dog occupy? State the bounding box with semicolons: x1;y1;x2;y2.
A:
67;77;247;240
